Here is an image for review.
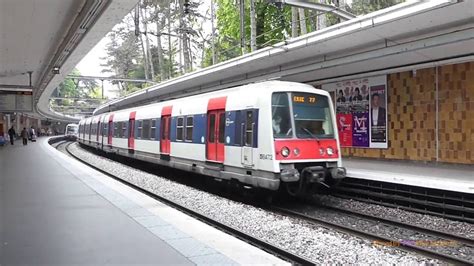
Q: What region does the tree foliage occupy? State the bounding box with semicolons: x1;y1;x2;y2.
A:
97;0;405;96
348;0;405;15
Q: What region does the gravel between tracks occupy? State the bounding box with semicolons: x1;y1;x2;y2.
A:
69;143;438;264
296;205;474;261
315;195;474;240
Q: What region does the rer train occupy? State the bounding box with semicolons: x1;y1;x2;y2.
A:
65;124;79;140
78;81;346;196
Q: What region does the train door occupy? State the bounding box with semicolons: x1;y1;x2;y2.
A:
241;110;256;167
101;117;107;149
206;110;225;162
96;116;102;144
160;105;172;157
108;114;114;146
88;121;93;144
128;111;136;153
160;115;171;155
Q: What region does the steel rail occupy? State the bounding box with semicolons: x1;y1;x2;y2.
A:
272;206;473;265
333;182;474;223
320;204;474;247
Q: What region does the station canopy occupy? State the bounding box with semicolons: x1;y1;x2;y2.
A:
0;0;138;121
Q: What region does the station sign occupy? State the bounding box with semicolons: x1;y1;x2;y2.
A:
0;91;33;112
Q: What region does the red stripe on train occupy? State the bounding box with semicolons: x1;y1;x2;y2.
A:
207;96;227;111
108;114;114;145
162;105;172;116
128;111;136;150
274;139;338;160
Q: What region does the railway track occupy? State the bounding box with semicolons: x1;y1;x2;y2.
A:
335;177;474;223
272;204;474;265
61;142;314;265
55;139;473;264
51;139;68;150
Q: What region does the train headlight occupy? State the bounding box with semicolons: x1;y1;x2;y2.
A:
293;148;300;156
319;148;325;156
326;147;334;156
281;146;290;157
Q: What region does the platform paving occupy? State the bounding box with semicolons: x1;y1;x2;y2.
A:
343;157;474;193
1;138;286;265
0;139;194;264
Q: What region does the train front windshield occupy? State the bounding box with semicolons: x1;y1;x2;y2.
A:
272;92;334;139
67;126;78;134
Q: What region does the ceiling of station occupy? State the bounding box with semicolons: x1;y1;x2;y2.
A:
0;0;86;88
0;0;138;121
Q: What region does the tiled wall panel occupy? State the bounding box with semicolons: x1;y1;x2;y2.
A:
342;62;474;164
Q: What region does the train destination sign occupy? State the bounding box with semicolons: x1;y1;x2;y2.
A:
292;94;317;104
0;91;33;112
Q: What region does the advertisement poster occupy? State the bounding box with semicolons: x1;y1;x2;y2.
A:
337;113;352;146
323;75;387;148
352;112;369;147
369;84;388;148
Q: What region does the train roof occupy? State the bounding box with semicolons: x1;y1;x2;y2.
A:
81;81;329;122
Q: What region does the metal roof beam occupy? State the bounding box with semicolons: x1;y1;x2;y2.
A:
0;84;32;90
271;0;356;20
67;75;155;83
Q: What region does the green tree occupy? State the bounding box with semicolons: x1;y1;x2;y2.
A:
202;0;292;67
348;0;405;15
101;28;142;94
57;68;81;99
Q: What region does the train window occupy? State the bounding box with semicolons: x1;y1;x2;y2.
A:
208;114;215;143
150;119;156;140
142;120;151;139
161;117;166;140
176;117;184;141
245;111;253;146
136;120;142;139
272;92;292;138
114;122;120;138
218;113;225;143
234;111;242;145
292;93;334;139
122;122;127;138
185;116;193;142
103;123;107;137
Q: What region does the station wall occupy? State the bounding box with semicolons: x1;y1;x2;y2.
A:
341;61;474;165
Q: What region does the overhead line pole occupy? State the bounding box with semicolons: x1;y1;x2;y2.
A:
240;0;246;55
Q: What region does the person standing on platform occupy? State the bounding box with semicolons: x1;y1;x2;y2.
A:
8;126;16;145
21;127;28;145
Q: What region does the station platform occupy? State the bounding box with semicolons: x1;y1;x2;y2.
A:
343;157;474;194
0;138;286;265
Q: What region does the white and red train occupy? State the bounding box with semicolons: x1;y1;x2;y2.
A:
65;123;79;140
78;81;346;195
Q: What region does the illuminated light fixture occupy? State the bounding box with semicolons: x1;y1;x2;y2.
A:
52;66;60;74
326;147;334;156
